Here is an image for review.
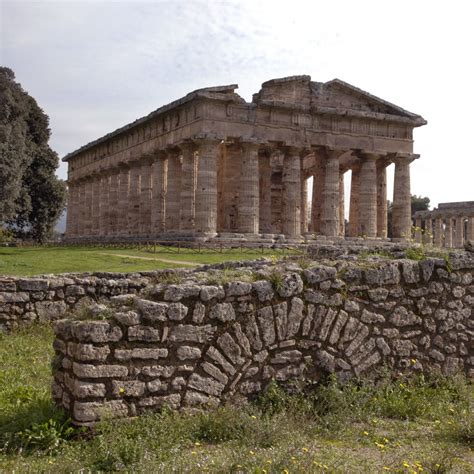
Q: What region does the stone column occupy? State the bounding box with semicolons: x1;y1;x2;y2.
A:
321;149;342;237
195;139;219;235
179;142;197;232
128;163;141;237
282;146;301;239
301;174;309;234
414;217;423;243
338;171;345;237
467;216;474;241
444;218;453;248
117;165;130;237
423;218;432;245
91;174;101;237
348;162;361;237
151;151;167;233
259;150;272;234
358;153;378;238
238;142;260;234
311;154;325;233
166;150;182;231
455;217;464;248
392;155;414;240
98;172;110;237
108;170;119;236
139;159;152;236
376;160;388;238
434;217;443;247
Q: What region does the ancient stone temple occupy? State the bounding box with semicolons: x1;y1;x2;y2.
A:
414;201;474;248
64;75;426;242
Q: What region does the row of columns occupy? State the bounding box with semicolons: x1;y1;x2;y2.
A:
67;141;414;241
414;215;474;248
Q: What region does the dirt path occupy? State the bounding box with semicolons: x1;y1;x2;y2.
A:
96;252;197;266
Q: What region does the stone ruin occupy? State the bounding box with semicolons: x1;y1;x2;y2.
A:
51;248;474;425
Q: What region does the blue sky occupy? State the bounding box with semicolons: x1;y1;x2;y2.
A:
2;0;474;210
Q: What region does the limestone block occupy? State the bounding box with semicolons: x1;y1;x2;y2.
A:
303;265;337;284
177;346;202;360
114;311;141;326
69;320;120;343
137;299;168;321
277;273;303;297
200;286;225;302
72;362;128;378
115;348;168;361
169;324;216;343
73;381;107;398
167;303;188;321
286;297;305;338
209;303;236;322
361;309;385;324
19;279;49;291
225;281;252;297
112;380;146;397
147;379;168;393
188;373;225;397
163;285;201;302
257;306;276;346
206;346;236;375
389;307;422;327
73;400;128;422
184;391;219;407
367;288;389;302
270;350;302;364
69;343;110;362
217;333;243;365
202;361;229;385
140;365;175;378
252;280;274;302
128;325;161;342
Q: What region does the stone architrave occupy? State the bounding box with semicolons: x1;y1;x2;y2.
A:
282;147;301;238
151;152;167;233
195;139;219;235
321;149;344;237
392;155;415;240
376;159;388;238
117;165;130;236
358;153;378;238
179;142;197;232
128;164;141;235
259;150;272;234
139;159;153;236
311;154;325;233
348;161;361;237
238;142;260;234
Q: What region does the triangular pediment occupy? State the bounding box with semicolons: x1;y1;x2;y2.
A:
311;79;426;123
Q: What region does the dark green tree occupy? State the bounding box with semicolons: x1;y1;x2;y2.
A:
0;67;66;242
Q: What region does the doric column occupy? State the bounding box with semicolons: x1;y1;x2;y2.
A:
195;139;219;235
392;155;415;240
166;150;182;231
151;151;167;233
358;153;378;238
376;160;388;238
179;142;197;232
98;172;109;237
91;174;101;237
423;218;433;245
348;162;361;237
128;163;141;237
414;217;423;243
139;159;152;236
117;165;130;237
338;171;345;237
108;170;119;236
259;150;272;234
321;148;343;237
455;217;464;248
282;146;301;238
238;142;260;234
444;218;453;248
467;216;474;241
311;154;325;233
301;174;309;234
434;217;443;247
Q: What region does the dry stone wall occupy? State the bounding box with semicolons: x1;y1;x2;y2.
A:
51;254;474;425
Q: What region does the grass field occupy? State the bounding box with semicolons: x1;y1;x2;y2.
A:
0;325;472;472
0;245;294;277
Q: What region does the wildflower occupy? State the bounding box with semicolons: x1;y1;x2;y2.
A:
383;468;390;471
251;415;257;419
119;387;125;394
449;407;455;413
375;442;385;449
383;438;389;443
291;456;296;460
191;451;197;455
266;460;272;464
249;450;255;455
302;447;309;452
323;465;329;470
403;462;410;468
363;431;369;436
283;470;289;474
195;442;201;446
411;359;417;364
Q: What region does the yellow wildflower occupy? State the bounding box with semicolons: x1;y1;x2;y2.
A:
249;450;255;455
363;431;369;436
403;462;410;468
302;447;309;452
195;442;201;446
383;468;390;471
191;451;197;455
251;415;257;419
266;460;272;464
119;387;125;394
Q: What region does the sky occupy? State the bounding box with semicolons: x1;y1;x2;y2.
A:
1;0;473;212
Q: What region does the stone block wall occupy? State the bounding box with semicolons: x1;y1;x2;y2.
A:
51;254;474;425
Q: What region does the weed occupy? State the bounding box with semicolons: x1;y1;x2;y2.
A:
405;246;426;261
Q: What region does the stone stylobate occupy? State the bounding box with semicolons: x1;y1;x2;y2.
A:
63;75;427;242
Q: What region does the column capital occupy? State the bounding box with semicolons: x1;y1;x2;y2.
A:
314;146;348;160
391;152;420;164
353;150;385;161
178;140;197;153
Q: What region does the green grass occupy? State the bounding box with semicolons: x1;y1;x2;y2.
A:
0;246;290;276
1;325;472;472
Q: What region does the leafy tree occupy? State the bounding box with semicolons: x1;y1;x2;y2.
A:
0;67;66;242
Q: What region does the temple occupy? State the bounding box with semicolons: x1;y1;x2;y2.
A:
63;75;427;242
414;202;474;248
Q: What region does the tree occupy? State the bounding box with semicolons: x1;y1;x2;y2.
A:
0;67;66;242
387;195;430;238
